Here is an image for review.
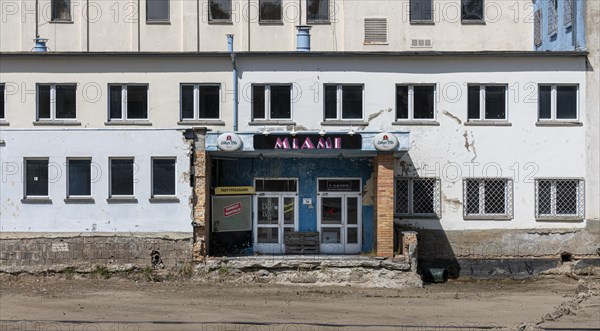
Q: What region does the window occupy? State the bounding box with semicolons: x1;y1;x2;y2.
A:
110;158;134;197
535;178;584;220
395;178;441;217
324;85;363;120
467;85;507;121
464;178;513;219
51;0;71;21
252;85;292;120
181;84;220;120
307;0;329;22
410;0;433;22
152;158;176;197
67;159;91;197
259;0;282;22
37;84;76;120
461;0;483;21
0;84;5;119
364;18;387;44
534;8;543;47
208;0;232;21
548;0;557;35
396;85;435;120
147;0;169;21
25;159;49;197
564;0;573;27
538;85;578;121
109;84;148;120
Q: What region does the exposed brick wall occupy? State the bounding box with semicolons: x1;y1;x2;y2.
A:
375;154;395;257
192;128;210;262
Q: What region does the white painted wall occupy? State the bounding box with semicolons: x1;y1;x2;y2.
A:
0;129;193;232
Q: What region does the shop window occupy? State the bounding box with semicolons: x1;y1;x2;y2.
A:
51;0;71;21
152;158;176;196
395;178;440;217
538;84;578;121
461;0;483;22
307;0;329;22
109;84;148;121
535;178;584;220
323;84;363;120
410;0;433;22
67;159;92;197
110;158;134;197
209;0;232;21
463;178;513;219
25;159;49;197
252;85;292;120
181;84;220;120
396;85;436;120
37;84;77;121
147;0;169;22
467;84;507;121
259;0;282;22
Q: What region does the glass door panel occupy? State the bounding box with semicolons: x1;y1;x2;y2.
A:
257;197;279;225
321;197;342;224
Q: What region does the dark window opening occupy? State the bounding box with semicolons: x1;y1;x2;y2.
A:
55;85;76;119
270;86;291;119
147;0;169;21
209;0;232;21
0;84;5;119
252;86;266;119
181;85;195;119
413;85;434;119
38;85;51;119
324;85;337;119
410;0;433;21
307;0;329;22
259;0;282;21
110;159;134;196
109;85;122;119
51;0;71;21
538;85;552;119
467;85;480;119
26;159;49;197
484;86;506;120
199;86;220;119
126;86;148;119
68;159;91;197
153;159;176;196
341;86;363;119
556;86;577;119
255;179;297;192
462;0;483;21
396;85;409;119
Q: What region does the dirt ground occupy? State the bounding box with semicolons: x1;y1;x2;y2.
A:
0;274;598;331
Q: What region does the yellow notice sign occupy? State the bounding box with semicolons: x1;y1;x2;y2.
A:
215;186;255;195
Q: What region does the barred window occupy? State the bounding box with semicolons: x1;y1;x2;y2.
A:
535;179;584;220
395;178;441;217
463;178;513;219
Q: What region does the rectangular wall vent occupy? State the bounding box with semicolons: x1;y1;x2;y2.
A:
410;39;433;48
364;18;388;44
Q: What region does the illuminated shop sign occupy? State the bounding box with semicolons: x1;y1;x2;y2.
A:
253;134;362;150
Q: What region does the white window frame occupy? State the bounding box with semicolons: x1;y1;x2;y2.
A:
108;84;149;121
463;178;513;220
66;157;93;198
151;157;177;198
538;84;579;122
108;157;136;198
36;83;78;121
395;84;437;121
323;84;365;121
24;157;50;198
467;84;509;122
535;178;584;220
252;84;293;121
394;177;441;218
180;83;221;121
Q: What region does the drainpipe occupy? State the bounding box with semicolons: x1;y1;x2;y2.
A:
227;34;238;131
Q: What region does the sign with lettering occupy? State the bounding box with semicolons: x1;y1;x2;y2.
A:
253;134;362;150
215;186;255;195
217;133;243;151
372;132;399;151
212;195;252;232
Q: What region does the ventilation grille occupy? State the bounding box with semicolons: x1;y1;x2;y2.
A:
364;18;388;44
410;39;432;48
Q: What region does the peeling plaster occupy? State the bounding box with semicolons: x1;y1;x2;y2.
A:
463;130;478;162
441;110;462;124
363;175;374;206
367;108;392;122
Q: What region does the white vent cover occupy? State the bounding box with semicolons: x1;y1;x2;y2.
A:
410;39;432;48
364;18;388;44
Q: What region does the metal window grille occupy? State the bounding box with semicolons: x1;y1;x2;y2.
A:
534;9;543;46
364;18;387;44
548;0;557;35
564;0;573;27
395;178;441;217
535;179;584;220
463;178;513;219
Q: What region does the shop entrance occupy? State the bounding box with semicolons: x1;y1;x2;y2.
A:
317;178;362;254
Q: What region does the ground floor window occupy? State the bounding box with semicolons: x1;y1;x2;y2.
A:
395;177;441;217
67;159;92;197
152;158;176;197
25;159;49;197
535;178;584;220
110;158;135;197
463;178;513;219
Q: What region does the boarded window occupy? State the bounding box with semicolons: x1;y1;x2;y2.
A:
364;18;387;44
51;0;71;21
461;0;483;21
307;0;329;22
209;0;232;21
259;0;282;22
410;0;433;21
534;8;542;46
147;0;169;21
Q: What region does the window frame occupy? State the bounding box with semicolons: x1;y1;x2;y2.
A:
306;0;330;23
395;84;437;121
36;83;78;121
151;157;177;198
467;84;509;122
66;158;93;198
322;84;365;121
251;84;293;121
534;178;584;220
394;177;441;218
180;83;221;121
109;157;136;198
146;0;170;22
259;0;283;23
108;84;150;121
24;158;50;198
537;84;579;122
463;178;514;220
409;0;434;23
51;0;72;22
208;0;233;22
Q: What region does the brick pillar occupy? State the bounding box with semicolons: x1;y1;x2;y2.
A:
375;154;395;257
192;128;210;262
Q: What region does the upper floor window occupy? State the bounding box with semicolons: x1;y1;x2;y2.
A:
467;84;507;121
259;0;282;22
324;85;363;121
37;84;77;121
252;84;292;120
51;0;71;21
564;0;573;27
464;178;513;219
0;84;5;119
548;0;558;35
181;84;220;120
109;84;148;121
208;0;232;21
535;178;584;220
461;0;483;22
147;0;169;22
410;0;433;22
396;84;436;120
307;0;329;23
538;85;578;121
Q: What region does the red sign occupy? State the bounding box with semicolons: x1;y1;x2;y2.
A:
223;202;242;217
